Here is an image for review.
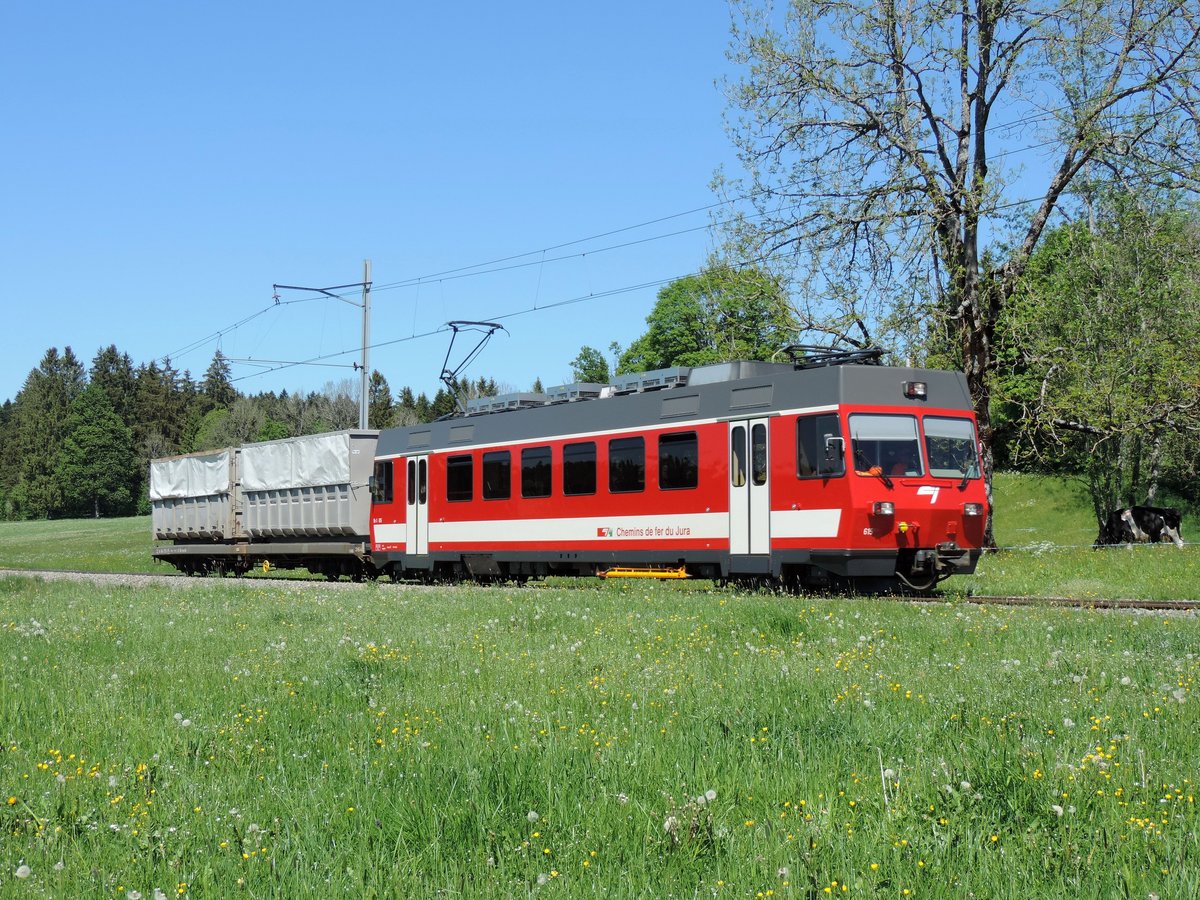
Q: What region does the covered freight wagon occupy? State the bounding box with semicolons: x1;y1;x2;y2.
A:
151;430;378;578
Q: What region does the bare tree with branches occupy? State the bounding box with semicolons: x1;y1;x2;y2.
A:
721;0;1200;543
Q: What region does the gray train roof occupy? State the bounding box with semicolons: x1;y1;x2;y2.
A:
376;362;973;457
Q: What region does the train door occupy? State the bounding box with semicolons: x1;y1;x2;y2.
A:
405;455;429;556
729;419;770;557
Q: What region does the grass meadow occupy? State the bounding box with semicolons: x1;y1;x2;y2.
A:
1;473;1198;896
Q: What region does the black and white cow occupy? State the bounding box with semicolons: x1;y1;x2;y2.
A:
1094;506;1185;549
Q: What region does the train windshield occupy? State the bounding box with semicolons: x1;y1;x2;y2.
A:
923;417;981;480
849;414;923;477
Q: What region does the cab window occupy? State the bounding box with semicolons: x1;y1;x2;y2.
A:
849;414;923;477
924;417;980;479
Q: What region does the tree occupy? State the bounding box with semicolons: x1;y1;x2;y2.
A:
998;193;1200;521
200;350;237;412
724;0;1200;541
56;383;137;518
310;380;359;432
0;400;17;519
570;346;612;385
134;358;192;455
617;264;792;373
368;370;395;430
89;345;137;424
9;347;86;518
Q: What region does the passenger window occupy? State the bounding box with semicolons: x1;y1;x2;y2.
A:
446;454;473;502
752;424;768;486
563;441;596;496
482;451;511;500
797;414;845;478
659;432;698;490
609;437;645;493
522;446;552;498
371;460;393;503
407;459;416;505
731;426;747;487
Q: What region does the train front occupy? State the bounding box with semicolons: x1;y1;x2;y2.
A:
835;373;987;590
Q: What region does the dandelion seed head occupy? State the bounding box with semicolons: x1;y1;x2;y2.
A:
16;865;32;879
527;810;539;823
1052;804;1064;817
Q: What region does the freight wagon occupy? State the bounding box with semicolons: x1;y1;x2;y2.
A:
150;430;378;578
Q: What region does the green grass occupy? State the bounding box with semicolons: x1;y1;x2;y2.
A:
0;516;171;575
2;576;1198;897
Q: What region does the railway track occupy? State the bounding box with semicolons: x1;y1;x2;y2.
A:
948;594;1198;611
2;568;1197;611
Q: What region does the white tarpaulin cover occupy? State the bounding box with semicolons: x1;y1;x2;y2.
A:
149;450;231;501
241;432;351;492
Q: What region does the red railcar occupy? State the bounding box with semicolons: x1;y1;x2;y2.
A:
368;358;986;591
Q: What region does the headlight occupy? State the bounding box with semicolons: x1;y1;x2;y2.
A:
963;503;984;517
873;501;895;516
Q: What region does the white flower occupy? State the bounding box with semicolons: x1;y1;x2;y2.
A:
617;793;629;805
537;873;549;886
154;890;168;900
128;891;143;900
527;810;539;823
705;789;717;803
960;781;971;791
1052;804;1064;817
663;815;679;834
777;866;790;878
15;865;31;879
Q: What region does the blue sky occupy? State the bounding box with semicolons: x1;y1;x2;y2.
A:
2;1;742;404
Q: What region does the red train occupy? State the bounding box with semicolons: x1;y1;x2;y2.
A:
367;356;986;591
